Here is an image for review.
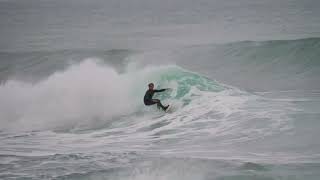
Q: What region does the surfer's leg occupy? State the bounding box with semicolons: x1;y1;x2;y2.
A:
152;99;168;111
151;99;162;109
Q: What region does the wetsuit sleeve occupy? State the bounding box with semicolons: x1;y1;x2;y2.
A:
154;89;166;92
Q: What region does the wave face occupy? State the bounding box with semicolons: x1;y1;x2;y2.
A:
0;60;225;132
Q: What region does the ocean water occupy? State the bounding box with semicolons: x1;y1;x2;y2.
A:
1;0;320;179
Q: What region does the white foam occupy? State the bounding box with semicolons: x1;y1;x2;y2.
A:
0;59;139;131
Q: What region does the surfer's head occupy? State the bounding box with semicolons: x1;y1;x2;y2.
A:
148;83;154;90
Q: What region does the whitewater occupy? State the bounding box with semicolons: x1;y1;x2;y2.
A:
1;0;320;179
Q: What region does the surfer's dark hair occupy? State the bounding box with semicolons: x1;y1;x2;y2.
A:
148;83;154;87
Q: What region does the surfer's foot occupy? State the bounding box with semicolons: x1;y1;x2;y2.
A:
164;105;169;111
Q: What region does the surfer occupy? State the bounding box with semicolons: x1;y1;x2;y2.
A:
144;83;169;111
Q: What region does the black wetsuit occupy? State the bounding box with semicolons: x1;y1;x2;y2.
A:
144;89;167;110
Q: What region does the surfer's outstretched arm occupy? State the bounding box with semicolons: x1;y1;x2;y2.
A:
154;89;167;93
